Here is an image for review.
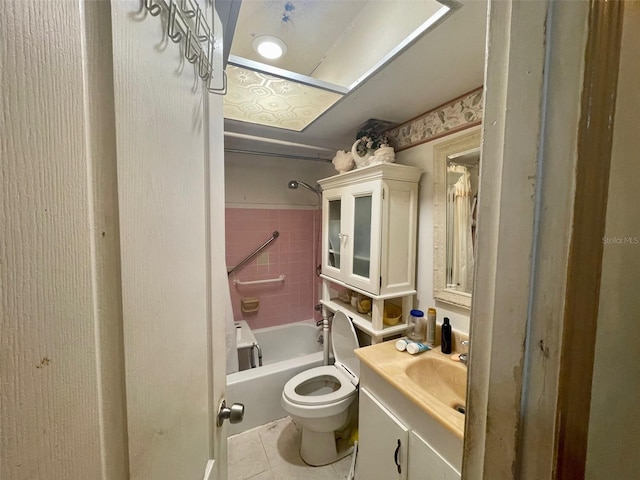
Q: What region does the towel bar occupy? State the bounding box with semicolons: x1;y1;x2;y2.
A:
233;275;285;286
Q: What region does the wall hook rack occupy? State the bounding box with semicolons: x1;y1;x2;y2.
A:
143;0;226;95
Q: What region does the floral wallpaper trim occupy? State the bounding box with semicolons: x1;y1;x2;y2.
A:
385;87;483;152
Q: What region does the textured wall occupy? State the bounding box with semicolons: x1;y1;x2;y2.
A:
1;3;127;479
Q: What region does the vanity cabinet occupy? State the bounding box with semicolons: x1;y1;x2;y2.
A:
408;431;460;479
357;388;408;480
355;364;462;480
318;164;421;343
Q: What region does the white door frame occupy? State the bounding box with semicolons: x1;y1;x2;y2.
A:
464;0;624;478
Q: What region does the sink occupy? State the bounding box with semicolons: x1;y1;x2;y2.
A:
404;355;467;413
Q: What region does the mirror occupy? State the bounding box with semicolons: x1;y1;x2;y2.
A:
433;130;481;309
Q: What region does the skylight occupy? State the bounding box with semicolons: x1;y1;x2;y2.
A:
224;0;454;131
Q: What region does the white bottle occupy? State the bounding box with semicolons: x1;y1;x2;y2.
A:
395;338;410;351
406;342;431;355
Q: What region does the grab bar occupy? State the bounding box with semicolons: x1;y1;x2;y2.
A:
227;231;279;276
233;275;285;286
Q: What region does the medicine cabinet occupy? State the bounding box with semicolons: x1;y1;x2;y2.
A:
318;163;421;343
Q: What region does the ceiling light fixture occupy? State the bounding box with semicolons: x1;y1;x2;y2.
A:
252;35;287;60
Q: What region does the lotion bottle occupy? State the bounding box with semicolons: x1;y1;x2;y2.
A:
426;307;437;347
406;342;431;355
441;317;452;354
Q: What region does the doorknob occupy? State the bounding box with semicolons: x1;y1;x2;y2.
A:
217;399;245;427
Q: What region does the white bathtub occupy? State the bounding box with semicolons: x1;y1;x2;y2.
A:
226;321;324;436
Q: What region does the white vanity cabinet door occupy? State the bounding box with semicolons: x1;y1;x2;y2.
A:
408;431;461;479
356;388;408;480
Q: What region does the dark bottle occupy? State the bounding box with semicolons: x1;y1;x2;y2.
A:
441;317;452;354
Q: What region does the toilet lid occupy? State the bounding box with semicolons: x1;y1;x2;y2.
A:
331;310;360;386
283;365;356;406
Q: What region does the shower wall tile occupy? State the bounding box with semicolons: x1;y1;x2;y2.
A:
226;207;321;330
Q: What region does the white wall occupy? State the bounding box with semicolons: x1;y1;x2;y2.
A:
225;153;336;208
586;2;640;477
1;3;127;478
396;127;480;335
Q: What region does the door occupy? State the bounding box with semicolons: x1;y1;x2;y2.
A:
322;181;382;294
343;181;383;294
322;187;346;280
111;2;228;479
408;431;460;479
356;388;408;480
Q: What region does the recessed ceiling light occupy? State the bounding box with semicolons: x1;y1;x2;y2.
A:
252;35;287;60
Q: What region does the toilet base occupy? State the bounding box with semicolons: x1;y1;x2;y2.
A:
299;428;353;466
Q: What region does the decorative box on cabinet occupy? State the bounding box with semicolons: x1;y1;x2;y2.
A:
318;163;421;343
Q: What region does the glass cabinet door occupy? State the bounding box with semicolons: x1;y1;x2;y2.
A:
322;181;381;294
327;198;342;269
352;194;372;279
345;180;381;294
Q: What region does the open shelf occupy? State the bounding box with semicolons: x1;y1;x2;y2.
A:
320;274;416;300
320;298;408;340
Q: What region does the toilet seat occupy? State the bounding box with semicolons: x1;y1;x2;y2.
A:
283;365;356;406
283;310;360;408
330;310;360;386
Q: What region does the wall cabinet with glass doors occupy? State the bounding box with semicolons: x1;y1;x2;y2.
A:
318;164;421;343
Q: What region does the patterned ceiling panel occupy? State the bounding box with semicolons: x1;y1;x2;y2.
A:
223;65;343;132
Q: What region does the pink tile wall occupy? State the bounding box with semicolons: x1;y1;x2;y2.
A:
226;208;322;330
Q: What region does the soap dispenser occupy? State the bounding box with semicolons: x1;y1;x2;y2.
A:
441;317;452;354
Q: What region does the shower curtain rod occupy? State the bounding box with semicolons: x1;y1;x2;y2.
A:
224;147;332;162
224;131;335;153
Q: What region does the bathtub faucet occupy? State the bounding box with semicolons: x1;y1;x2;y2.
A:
317;333;324;346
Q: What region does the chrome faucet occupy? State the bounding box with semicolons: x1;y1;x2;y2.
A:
459;340;469;366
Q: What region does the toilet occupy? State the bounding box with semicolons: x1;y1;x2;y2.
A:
281;310;360;466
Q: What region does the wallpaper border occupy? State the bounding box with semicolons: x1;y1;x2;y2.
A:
386;87;484;152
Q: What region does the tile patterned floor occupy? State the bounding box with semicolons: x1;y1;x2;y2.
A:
228;417;353;480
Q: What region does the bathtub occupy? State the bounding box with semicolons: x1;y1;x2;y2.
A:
226;321;324;436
